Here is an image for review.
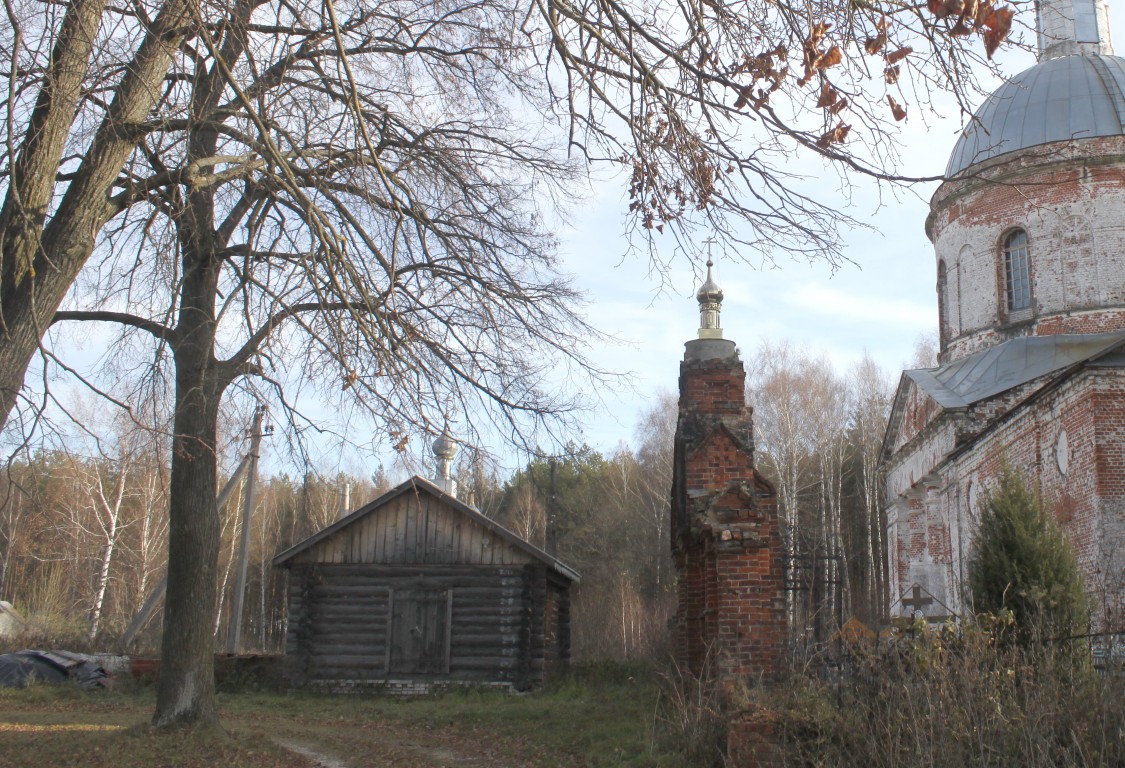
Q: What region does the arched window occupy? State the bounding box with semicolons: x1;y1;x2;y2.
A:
1003;229;1031;312
937;260;948;344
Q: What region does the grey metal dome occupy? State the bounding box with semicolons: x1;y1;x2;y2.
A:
946;54;1125;176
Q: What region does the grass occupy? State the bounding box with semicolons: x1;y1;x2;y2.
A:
0;663;698;768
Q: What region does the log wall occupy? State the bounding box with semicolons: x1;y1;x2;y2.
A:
286;563;570;690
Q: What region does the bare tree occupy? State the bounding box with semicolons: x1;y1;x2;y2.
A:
633;391;677;591
1;0;1023;432
2;0;1020;729
748;342;849;638
38;0;602;727
846;353;892;624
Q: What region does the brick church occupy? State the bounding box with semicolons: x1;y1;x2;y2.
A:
883;0;1125;633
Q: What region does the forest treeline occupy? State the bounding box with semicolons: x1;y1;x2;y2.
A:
0;345;900;658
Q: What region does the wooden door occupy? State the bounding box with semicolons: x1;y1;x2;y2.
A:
389;588;451;674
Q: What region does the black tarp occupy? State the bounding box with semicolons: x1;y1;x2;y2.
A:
0;650;113;689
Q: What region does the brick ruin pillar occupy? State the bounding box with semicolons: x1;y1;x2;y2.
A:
670;258;787;688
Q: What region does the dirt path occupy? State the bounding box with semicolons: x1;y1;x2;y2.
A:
275;739;350;768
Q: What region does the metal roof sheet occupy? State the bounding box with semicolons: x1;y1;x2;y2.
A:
905;332;1125;408
946;54;1125;175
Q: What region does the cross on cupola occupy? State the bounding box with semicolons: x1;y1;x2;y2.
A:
696;238;724;340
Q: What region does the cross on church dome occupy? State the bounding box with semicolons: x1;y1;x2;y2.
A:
696;239;723;340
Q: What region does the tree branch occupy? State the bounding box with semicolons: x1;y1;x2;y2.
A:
53;310;176;342
223;301;356;374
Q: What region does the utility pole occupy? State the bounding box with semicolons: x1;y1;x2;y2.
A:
119;443;258;650
547;457;558;556
227;404;268;655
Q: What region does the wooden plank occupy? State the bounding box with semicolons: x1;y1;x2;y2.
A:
309;655;390;667
430;513;445;562
308;618;389;632
308;596;392;608
444;588;453;674
311;564;508;578
311;579;515;595
366;500;379;562
385;587;393;672
348;516;359;562
448;657;520;670
308;617;388;630
450;635;522;648
308;643;385;655
309;584;399;597
311;634;388;647
406;494;419;562
415;493;427;561
375;502;387;561
389;501;402;562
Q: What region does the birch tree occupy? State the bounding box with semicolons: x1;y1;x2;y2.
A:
846;353;892;624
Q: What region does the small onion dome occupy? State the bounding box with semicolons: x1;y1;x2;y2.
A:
696;257;724;340
696;258;723;305
432;429;457;461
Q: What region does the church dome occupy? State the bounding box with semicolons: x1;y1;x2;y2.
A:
946;54;1125;176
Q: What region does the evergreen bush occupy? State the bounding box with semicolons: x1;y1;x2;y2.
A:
967;464;1087;644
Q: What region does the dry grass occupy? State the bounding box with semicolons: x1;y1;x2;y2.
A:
0;664;692;768
770;624;1125;768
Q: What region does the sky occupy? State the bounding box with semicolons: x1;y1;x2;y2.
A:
558;8;1125;459
11;6;1125;481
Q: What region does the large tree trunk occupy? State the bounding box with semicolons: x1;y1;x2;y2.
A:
154;339;223;726
153;220;225;726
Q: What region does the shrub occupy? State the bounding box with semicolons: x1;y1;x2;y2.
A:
968;464;1087;645
771;622;1125;768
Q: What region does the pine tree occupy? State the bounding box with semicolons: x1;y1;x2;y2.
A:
968;465;1087;644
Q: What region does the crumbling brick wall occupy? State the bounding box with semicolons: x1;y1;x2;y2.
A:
671;338;787;684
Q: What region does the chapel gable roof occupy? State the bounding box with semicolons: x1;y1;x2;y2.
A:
272;475;580;582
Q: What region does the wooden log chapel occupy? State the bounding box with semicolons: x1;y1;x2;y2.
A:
273;464;579;693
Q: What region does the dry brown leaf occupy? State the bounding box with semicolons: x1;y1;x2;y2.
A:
928;0;964;18
884;65;900;84
816;82;838;108
734;84;754;109
828;97;849;115
865;33;887;55
816;122;851;149
887;95;907;121
985;5;1015;35
974;0;994;26
817;45;843;70
884;46;913;65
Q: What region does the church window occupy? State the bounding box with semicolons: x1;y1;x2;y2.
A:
1003;229;1031;312
937;260;948;345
